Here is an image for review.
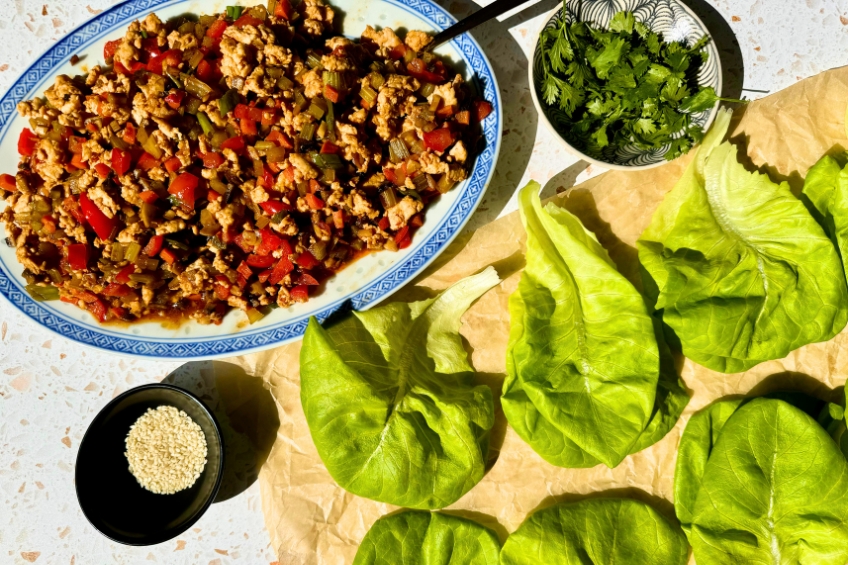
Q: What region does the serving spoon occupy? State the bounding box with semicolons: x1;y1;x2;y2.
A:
427;0;536;49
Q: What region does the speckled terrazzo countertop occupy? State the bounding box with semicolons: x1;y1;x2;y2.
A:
1;0;847;563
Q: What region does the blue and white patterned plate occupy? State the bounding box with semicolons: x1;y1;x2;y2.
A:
0;0;501;359
529;0;721;170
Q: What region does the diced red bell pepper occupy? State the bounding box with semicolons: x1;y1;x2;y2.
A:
18;128;38;157
378;216;390;231
267;256;294;285
142;234;164;257
159;248;177;265
207;189;221;201
410;214;424;228
221;135;246;153
295;250;320;269
305;193;324;210
141;36;162;57
80;191;120;241
455;110;471;125
86;297;108;322
164;89;186;110
324;85;341;104
246;254;276;268
201;151;225;168
68;135;85;154
104;39;121;61
259;200;292;216
332;210;345;230
283;165;295;183
164;156;183;173
111;148;132;176
90;163;109;180
40;214;57;234
214;283;231;300
256;227;290;256
257;269;273;284
423;128;455;152
240;118;258;137
474;99;493;122
394;225;410;244
389;44;409;61
296;273;320;286
436;104;456;118
103;283;132;297
0;174;17;192
234;104;264;122
64;196;86;224
320;140;340;154
406;58;446;84
234;233;254;254
234;13;263;28
168;172;199;209
110;306;128;319
290;284;309;302
115;264;136;284
308;179;321;193
206;19;229;39
69;153;88;170
196;59;215;82
67;243;88;271
236;260;253;280
123;122;136;145
260;108;278;126
259;164;275;188
138;190;159;204
148;49;183;75
383;166;398;185
266;129;293;149
274;0;295;19
137;152;159;170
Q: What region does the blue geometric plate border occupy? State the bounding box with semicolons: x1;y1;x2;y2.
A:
0;0;502;359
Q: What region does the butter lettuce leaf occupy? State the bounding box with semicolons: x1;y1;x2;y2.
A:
803;154;848;271
638;109;848;373
500;498;688;565
676;398;848;565
352;511;500;565
502;182;686;469
300;268;500;509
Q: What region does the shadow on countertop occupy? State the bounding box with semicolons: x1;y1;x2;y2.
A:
164;361;280;503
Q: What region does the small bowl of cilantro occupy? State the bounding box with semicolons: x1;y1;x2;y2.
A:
530;0;728;169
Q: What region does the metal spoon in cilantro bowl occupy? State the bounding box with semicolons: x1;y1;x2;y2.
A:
530;0;745;170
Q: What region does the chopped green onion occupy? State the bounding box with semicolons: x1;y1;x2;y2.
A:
369;72;385;89
128;273;156;284
419;82;435;97
165;238;189;251
140;30;149;39
389;138;410;163
325;99;335;142
184;96;201;115
322;71;343;89
226;5;244;20
306;53;322;69
166;67;183;89
271;211;285;223
360;85;378;104
125;242;141;262
307;99;326;120
197;112;215;136
218;89;240;116
299;122;315;141
25;284;59;302
181;73;212;99
277;75;294;90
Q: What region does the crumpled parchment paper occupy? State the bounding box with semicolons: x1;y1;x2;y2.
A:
226;66;848;564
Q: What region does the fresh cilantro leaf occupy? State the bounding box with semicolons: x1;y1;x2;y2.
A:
679;86;720;113
664;50;690;73
633;118;657;136
661;78;689;104
586;96;619;117
644;63;672;85
608;66;637;92
587;36;628;79
591;125;610;149
559;81;585;115
542;75;562;106
608;11;635;34
549;33;574;73
634;21;651;39
566;61;590;88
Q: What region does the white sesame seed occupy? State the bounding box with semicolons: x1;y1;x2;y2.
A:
124;405;208;495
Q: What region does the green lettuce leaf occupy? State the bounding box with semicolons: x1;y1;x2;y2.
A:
300;268;500;509
502;182;687;469
803;154;848;270
678;398;848;565
500;498;688;565
638;109;848;372
352;511;500;565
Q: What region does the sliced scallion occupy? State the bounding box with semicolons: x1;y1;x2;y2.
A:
218;89;240;117
197;112;215;136
325;99;335;142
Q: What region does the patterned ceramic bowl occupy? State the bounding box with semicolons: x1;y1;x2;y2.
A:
529;0;722;170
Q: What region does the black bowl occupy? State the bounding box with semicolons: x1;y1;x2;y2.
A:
75;383;224;545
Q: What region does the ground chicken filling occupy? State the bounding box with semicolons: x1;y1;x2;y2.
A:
0;1;493;325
